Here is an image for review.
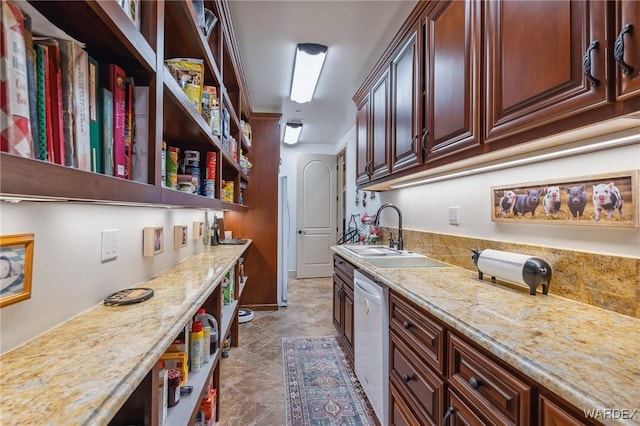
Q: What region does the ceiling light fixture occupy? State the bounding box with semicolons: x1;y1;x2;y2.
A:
290;43;328;103
283;121;303;145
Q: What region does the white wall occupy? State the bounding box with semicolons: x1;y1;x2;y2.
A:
0;203;222;353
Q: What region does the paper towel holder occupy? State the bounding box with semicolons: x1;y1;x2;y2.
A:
471;249;552;296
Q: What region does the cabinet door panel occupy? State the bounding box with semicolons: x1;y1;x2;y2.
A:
539;395;586;426
370;69;391;180
485;0;609;143
392;28;421;173
615;0;640;99
343;286;354;355
332;276;342;331
425;0;480;161
356;96;370;185
447;390;487;426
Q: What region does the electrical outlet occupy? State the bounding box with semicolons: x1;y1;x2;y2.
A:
101;229;118;262
449;207;460;225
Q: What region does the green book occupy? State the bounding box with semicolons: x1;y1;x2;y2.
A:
101;88;114;176
34;44;48;161
88;56;102;173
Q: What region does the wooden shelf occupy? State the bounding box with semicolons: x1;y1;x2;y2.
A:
29;0;157;73
165;348;221;426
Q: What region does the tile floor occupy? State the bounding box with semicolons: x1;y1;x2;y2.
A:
217;277;337;425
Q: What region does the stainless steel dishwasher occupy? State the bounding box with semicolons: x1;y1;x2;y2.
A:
354;270;389;425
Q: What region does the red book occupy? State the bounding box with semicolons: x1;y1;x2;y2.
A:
35;39;65;165
124;77;135;179
101;64;126;178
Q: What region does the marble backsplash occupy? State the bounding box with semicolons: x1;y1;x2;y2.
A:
379;228;640;318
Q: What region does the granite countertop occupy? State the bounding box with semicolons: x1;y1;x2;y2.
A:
0;242;250;426
332;245;640;425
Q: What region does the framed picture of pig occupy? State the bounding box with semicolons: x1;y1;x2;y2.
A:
491;171;639;227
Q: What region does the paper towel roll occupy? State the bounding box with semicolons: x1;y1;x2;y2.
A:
476;249;532;285
472;249;552;295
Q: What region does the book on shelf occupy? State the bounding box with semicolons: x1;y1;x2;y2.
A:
33;44;49;161
101;64;127;178
71;44;90;171
124;77;135;179
23;11;41;160
38;44;57;163
119;0;140;30
34;37;65;166
101;88;114;176
1;0;33;158
88;56;102;174
132;86;149;183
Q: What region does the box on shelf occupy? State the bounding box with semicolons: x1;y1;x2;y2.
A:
160;351;188;386
165;58;204;113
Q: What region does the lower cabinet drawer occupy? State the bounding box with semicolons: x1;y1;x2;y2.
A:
539;395;587;426
390;330;445;426
390;383;423;426
446;389;488;426
448;334;531;426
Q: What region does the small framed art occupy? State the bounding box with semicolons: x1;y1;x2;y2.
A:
143;227;164;257
1;233;35;308
193;221;203;240
174;226;188;248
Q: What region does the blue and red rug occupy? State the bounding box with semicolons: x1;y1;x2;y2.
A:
282;335;378;426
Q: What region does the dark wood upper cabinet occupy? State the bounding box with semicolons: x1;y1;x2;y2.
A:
615;0;640;100
484;0;610;143
424;0;481;162
370;68;392;181
391;26;422;173
356;95;371;185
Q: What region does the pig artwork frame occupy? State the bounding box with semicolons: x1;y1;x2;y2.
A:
491;171;639;228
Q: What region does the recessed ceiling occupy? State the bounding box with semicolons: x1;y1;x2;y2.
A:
228;0;417;145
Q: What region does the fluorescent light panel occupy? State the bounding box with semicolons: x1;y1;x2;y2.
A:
283;122;303;145
390;133;640;189
290;43;327;103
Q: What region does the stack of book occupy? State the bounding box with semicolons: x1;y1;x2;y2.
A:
1;1;148;183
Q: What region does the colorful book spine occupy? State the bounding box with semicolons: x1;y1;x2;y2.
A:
102;64;126;178
101;88;114;176
34;45;48;160
41;45;55;163
73;47;90;171
88;56;102;173
0;1;33;158
58;40;80;168
132;86;149;183
22;12;40;160
124;77;135;179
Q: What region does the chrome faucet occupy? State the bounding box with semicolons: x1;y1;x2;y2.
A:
374;203;403;250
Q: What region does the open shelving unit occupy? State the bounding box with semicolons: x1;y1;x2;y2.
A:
1;0;252;211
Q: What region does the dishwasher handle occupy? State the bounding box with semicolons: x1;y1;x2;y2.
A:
355;279;382;300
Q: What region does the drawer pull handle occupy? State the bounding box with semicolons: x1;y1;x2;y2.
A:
583;40;600;87
402;321;411;329
468;376;481;390
402;374;413;383
443;406;455;424
614;24;634;75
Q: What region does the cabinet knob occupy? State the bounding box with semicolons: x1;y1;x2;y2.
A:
468;376;481;390
614;24;634;75
443;406;455;424
402;374;413;383
298;229;306;234
402;321;411;329
583;40;600;87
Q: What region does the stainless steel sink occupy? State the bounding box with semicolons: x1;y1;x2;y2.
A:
342;245;450;268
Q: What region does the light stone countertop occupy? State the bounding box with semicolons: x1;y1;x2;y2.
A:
333;245;640;425
0;242;250;426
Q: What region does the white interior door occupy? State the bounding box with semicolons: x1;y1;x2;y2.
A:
296;154;337;278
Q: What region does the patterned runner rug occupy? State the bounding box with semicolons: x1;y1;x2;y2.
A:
282;335;378;426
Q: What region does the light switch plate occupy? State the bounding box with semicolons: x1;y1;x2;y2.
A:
101;229;118;262
449;207;460;225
